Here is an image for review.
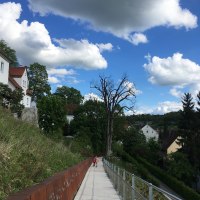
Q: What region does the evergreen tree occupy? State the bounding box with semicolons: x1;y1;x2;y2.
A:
28;63;51;102
178;93;196;164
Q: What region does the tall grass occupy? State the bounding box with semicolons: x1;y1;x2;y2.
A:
0;107;82;199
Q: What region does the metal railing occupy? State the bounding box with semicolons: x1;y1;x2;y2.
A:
103;159;182;200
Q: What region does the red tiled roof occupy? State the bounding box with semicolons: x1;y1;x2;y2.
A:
8;76;21;89
9;67;26;77
26;89;32;96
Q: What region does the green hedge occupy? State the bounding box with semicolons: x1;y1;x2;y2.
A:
113;148;159;186
137;157;200;200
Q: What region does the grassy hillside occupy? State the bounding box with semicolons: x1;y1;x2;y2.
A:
0;107;83;200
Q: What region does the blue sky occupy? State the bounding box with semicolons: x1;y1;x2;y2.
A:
1;0;200;114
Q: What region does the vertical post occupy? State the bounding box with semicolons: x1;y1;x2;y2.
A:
123;170;126;200
118;167;120;195
149;183;153;200
132;174;135;200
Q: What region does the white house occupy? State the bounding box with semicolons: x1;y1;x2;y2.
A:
9;67;31;108
141;124;159;141
0;51;10;85
0;52;32;108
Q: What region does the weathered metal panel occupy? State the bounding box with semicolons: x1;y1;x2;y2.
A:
7;158;92;200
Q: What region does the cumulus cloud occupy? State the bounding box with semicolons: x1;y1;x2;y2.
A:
47;68;76;76
127;33;148;45
83;93;103;103
48;76;60;83
96;43;113;52
144;53;200;97
134;101;182;115
28;0;197;44
123;81;142;95
0;2;111;69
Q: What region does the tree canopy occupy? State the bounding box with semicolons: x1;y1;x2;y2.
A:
92;74;136;155
0;40;18;66
28;63;51;102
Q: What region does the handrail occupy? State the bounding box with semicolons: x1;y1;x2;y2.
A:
103;159;182;200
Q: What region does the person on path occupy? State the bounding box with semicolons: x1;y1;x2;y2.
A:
93;156;98;167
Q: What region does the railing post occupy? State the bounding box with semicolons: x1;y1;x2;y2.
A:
123;170;126;200
149;183;153;200
132;174;135;200
117;167;120;194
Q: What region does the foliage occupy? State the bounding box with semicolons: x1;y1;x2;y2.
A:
146;138;162;165
0;40;18;66
92;75;136;155
166;152;194;186
28;63;51;102
136;156;200;200
37;95;66;134
70;100;107;154
10;88;24;117
123;127;148;157
55;86;83;105
0;106;82;199
112;148;160;186
70;127;93;157
0;83;24;117
0;83;12;107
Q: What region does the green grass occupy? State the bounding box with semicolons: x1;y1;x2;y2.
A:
0;107;83;200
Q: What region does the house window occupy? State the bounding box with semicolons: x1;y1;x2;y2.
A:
0;62;4;73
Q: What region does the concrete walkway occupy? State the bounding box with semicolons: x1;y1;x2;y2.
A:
74;157;121;200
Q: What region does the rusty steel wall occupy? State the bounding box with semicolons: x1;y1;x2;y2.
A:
7;158;92;200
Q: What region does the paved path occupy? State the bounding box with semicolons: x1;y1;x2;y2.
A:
74;158;121;200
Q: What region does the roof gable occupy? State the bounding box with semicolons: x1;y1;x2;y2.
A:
9;67;26;78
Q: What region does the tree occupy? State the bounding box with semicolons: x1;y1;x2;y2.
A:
10;88;24;117
70;100;107;154
92;75;136;156
0;83;12;108
28;63;51;102
37;95;66;134
178;93;195;153
123;127;147;157
0;40;18;66
166;152;194;186
0;83;24;117
55;86;83;105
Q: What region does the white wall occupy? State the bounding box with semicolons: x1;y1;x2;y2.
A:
141;125;159;141
0;55;9;85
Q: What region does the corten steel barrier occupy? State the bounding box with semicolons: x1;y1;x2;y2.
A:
7;157;93;200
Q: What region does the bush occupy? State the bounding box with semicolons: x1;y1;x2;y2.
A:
112;147;159;186
137;157;200;200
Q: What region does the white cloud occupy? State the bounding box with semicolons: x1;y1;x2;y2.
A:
47;68;76;76
83;93;103;102
154;101;182;114
48;76;60;83
144;53;200;97
96;43;113;52
134;101;182;115
169;86;184;98
127;33;148;45
0;2;110;70
28;0;197;44
123;81;142;95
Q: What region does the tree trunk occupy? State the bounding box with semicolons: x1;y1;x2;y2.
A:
106;115;113;156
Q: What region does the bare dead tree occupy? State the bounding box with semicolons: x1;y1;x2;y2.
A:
91;74;136;156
